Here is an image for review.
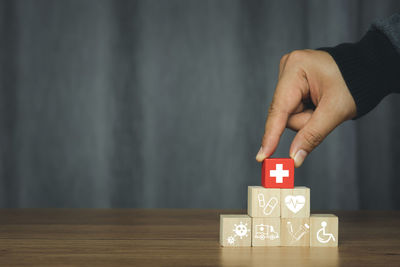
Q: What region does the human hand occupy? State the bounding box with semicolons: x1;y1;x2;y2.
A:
255;50;357;167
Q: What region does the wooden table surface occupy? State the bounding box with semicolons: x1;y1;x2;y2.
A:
0;209;399;266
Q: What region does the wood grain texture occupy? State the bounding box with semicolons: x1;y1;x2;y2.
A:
252;217;280;246
248;186;280;217
0;209;399;266
310;214;338;247
281;187;310;218
220;215;251;247
281;217;310;246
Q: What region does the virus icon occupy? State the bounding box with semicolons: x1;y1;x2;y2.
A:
233;221;249;239
227;235;235;245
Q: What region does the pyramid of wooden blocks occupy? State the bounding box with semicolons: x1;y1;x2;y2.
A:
220;158;338;247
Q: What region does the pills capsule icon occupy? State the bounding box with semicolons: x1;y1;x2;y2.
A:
263;197;278;215
257;194;278;215
257;194;266;207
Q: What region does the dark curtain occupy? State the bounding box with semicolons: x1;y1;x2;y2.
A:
0;0;399;209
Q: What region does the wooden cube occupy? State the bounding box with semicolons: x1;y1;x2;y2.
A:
252;217;280;246
262;158;294;188
310;214;338;247
248;186;280;218
281;186;310;218
281;218;310;246
220;215;251;247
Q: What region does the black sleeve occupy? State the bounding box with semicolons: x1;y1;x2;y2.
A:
319;28;400;119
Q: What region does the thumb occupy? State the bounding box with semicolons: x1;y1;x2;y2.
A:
289;102;342;167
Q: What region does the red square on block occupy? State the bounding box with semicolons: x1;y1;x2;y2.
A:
262;158;294;188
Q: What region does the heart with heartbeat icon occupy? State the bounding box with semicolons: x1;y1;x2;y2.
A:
285;195;305;213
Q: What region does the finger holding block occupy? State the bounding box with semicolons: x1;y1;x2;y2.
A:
310;214;338;247
281;218;310;246
252;217;280;246
281;186;310;218
248;186;280;217
220;215;251;247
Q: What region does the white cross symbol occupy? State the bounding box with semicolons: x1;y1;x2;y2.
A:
269;164;289;183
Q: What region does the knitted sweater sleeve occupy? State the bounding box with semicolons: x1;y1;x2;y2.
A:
319;13;400;118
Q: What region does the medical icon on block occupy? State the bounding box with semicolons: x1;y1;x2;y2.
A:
281;218;310;246
317;222;335;243
310;214;338;247
248;186;280;217
286;221;309;241
281;187;310;218
255;224;278;240
259;195;278;215
219;158;339;248
252;218;280;246
262;158;294;188
220;215;252;247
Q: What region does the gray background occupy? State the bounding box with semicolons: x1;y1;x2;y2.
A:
0;0;399;209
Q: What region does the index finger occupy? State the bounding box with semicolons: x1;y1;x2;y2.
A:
256;78;304;162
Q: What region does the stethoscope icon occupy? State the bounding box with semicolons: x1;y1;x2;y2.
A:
317;221;336;243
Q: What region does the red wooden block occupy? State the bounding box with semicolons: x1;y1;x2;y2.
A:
262;158;294;188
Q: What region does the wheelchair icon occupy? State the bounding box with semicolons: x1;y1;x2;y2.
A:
317;221;336;243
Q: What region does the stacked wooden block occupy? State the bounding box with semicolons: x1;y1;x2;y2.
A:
220;158;338;247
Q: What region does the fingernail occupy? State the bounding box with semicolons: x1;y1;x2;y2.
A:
256;146;265;161
293;149;307;167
